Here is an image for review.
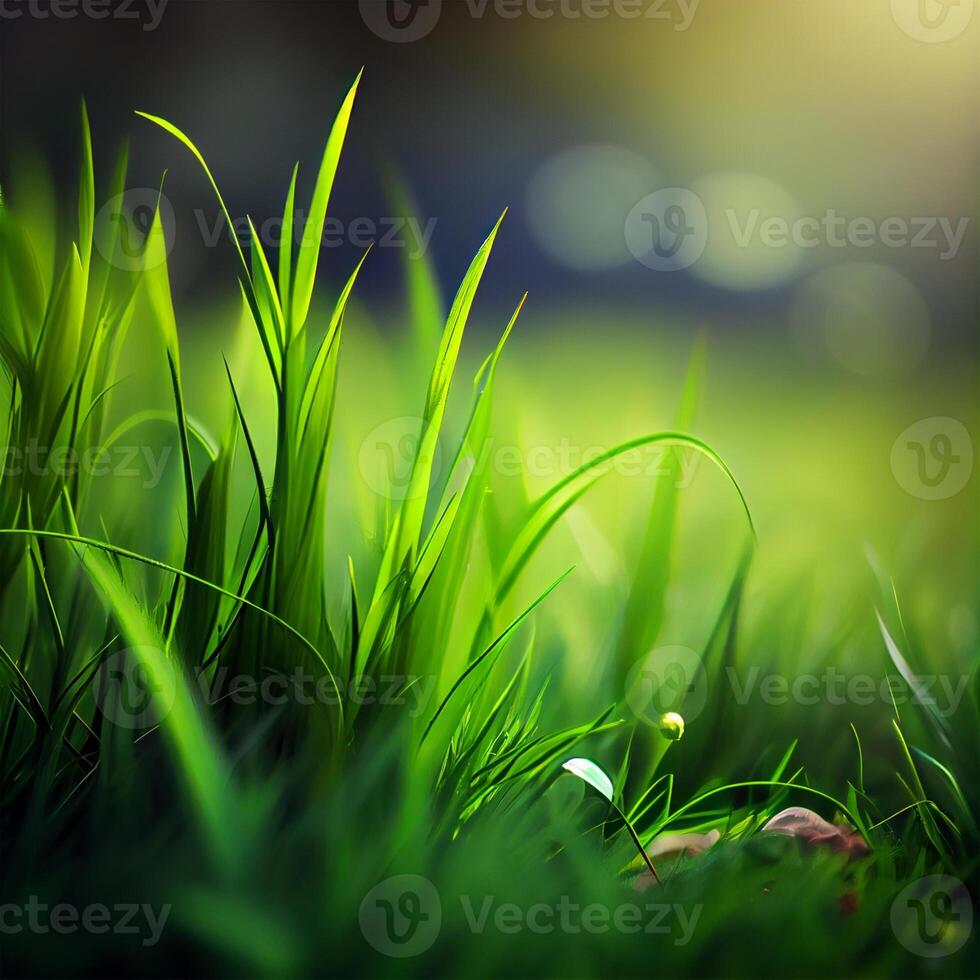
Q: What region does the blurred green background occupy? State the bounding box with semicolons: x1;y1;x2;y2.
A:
5;0;973;732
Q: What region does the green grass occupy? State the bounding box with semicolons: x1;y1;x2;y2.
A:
0;77;976;979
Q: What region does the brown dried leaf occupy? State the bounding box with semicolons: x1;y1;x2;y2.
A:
762;806;869;858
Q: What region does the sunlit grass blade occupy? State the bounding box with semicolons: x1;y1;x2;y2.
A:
54;497;240;875
77;101;95;276
418;565;572;748
358;213;506;673
278;163;299;304
289;70;361;335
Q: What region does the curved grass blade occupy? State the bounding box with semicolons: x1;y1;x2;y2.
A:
495;430;754;607
562;755;660;883
0;527;344;735
134;111;279;385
